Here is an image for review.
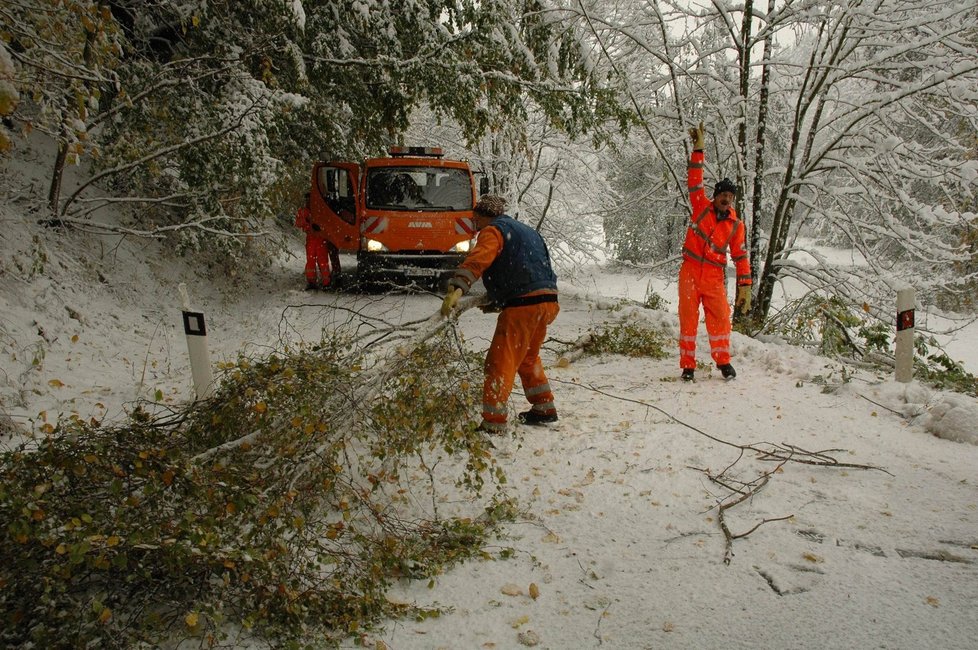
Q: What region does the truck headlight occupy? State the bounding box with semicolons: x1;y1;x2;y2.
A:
365;238;388;252
450;239;473;253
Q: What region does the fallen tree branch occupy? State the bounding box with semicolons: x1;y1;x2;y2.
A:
555;332;594;367
563;380;890;474
202;295;485;467
693;461;794;564
564;379;893;476
557;379;890;563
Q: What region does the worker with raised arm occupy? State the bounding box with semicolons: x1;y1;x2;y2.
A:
440;195;560;433
679;121;752;382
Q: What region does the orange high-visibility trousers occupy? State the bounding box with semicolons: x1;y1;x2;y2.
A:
482;302;560;426
678;261;731;369
304;234;331;286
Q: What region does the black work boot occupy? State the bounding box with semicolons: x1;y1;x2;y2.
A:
718;363;737;380
681;369;695;382
518;410;558;426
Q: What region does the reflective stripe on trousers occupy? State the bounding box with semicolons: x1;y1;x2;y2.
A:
678;261;731;369
482;301;560;425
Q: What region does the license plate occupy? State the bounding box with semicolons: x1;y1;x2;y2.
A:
405;267;440;277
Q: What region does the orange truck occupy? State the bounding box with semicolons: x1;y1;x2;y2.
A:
309;146;487;288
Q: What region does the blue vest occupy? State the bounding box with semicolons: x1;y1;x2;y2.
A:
482;216;558;305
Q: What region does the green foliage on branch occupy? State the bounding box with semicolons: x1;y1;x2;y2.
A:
765;294;978;397
584;323;671;359
2;0;631;265
761;295;884;358
0;332;509;648
913;336;978;397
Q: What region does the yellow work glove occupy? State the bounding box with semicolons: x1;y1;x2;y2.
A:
688;121;706;150
440;288;462;317
735;285;751;312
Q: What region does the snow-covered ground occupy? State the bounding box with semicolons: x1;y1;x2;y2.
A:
2;145;978;649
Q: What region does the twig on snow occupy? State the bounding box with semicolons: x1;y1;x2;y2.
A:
555;379;890;563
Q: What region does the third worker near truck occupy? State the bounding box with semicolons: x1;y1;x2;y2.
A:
679;121;752;382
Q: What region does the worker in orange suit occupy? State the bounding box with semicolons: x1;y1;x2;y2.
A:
679;121;752;382
295;192;331;290
440;195;559;433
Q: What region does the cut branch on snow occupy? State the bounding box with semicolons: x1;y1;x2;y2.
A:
562;379;889;563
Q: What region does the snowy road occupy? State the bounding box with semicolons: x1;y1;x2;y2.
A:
3;248;977;650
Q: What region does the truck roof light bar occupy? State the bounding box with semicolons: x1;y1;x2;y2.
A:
389;146;444;158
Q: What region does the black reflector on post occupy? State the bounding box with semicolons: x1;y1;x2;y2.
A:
183;311;207;337
895;287;915;383
896;309;914;332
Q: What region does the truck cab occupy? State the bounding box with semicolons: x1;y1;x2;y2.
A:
310;147;484;289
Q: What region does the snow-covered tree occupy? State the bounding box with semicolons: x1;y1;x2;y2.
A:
1;0;631;264
596;0;978;326
0;0;125;213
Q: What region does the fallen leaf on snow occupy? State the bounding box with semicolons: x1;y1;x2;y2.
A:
510;614;529;628
517;630;540;646
583;595;611;610
501;583;523;596
576;469;595;486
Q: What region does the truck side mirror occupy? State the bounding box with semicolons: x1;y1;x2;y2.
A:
479;176;490;196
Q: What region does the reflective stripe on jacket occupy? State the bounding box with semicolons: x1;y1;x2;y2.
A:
685;151;752;286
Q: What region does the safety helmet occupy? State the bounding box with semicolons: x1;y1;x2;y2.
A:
714;178;738;195
474;194;507;217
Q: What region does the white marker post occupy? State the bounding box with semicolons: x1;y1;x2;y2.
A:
894;286;915;383
179;283;214;400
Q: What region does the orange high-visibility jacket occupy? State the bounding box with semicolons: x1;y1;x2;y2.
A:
295;206;313;233
684;151;751;286
451;223;558;429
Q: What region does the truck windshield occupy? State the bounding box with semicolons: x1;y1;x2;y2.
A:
366;167;473;211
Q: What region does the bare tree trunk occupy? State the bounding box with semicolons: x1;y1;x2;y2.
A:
47;13;102;222
534;164;559;231
491;132;509;195
47;127;68;219
733;0;756;323
754;18;827;319
742;0;775;324
755;13;853;320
